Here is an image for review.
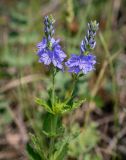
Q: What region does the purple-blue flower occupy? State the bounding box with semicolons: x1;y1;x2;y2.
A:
37;37;66;69
37;15;66;70
66;21;99;75
65;54;96;74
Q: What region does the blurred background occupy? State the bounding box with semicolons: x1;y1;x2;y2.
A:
0;0;126;159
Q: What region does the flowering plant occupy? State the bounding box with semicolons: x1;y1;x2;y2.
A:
27;15;99;160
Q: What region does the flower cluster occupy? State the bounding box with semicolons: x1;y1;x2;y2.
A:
37;15;66;70
65;21;99;74
36;15;99;75
65;54;96;74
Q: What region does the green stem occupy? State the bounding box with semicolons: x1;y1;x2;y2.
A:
52;67;55;107
70;78;77;97
49;115;59;159
65;74;78;104
49;137;55;159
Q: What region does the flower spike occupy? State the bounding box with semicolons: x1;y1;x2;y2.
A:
36;15;66;70
65;21;99;75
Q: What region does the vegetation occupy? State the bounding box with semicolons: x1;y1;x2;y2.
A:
0;0;126;160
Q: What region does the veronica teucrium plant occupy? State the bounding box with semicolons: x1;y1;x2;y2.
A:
27;15;99;160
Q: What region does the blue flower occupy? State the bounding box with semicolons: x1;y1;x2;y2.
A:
66;21;98;75
37;37;66;69
37;15;66;70
65;54;96;74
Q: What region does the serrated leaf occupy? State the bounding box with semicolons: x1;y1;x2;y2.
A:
51;138;69;160
35;97;53;114
61;99;85;114
28;133;47;160
72;99;85;110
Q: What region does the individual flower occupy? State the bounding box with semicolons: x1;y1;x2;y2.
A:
37;15;66;70
66;21;99;74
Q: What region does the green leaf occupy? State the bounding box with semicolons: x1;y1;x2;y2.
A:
62;99;85;114
78;73;84;77
28;133;47;160
72;99;85;110
69;123;100;157
51;132;79;160
51;138;69;160
35;98;53;114
26;143;42;160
